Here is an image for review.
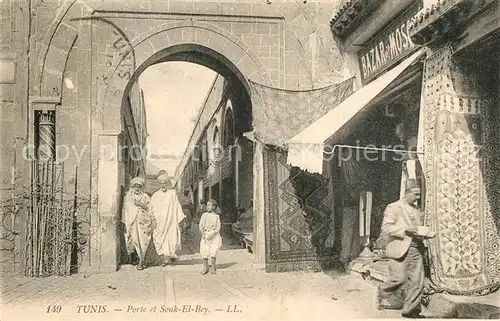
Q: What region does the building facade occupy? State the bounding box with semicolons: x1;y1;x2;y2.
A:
286;0;499;296
1;0;353;275
2;0;496;294
176;74;254;243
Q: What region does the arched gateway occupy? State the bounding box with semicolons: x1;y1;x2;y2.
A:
28;0;341;274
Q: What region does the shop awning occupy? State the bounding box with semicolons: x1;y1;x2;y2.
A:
286;49;426;174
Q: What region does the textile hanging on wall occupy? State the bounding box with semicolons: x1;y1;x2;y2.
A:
263;148;335;271
249;78;354;147
422;45;500;295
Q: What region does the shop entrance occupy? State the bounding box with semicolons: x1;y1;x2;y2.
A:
329;65;424;268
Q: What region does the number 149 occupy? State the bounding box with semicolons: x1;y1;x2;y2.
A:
47;305;62;313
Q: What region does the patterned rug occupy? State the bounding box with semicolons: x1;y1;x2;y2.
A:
422;46;500;296
263;148;335;271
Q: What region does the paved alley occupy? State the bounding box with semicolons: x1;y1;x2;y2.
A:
1;245;400;321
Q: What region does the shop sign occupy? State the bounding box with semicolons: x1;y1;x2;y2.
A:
359;1;423;84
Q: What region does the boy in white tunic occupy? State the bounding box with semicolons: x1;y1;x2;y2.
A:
199;199;222;275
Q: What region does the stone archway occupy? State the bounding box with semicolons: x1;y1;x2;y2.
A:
89;23;271;272
35;16;273;273
37;15;272;109
30;0;347;274
34;0;344;104
99;21;272;132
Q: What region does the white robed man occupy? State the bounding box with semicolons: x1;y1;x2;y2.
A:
150;172;186;266
121;177;155;270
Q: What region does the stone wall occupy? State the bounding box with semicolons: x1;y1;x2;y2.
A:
85;0;348;89
0;0;30;273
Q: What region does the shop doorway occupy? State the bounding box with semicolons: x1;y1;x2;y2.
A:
330;68;424;267
221;177;237;231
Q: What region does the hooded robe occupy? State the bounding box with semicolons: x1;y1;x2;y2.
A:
122;189;153;261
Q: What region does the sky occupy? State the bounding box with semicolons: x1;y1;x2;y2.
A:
139;62;217;176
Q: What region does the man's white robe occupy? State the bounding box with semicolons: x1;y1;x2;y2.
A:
150;189;185;258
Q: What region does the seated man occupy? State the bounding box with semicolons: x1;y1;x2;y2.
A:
232;201;253;249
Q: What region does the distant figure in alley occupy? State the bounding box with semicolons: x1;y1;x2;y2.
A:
180;189;194;237
376;179;435;318
196;199;207;223
121;177;155;270
150;173;186;266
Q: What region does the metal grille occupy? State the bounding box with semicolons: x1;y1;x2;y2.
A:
24;161;73;277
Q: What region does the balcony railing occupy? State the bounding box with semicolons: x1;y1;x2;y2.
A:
330;0;383;38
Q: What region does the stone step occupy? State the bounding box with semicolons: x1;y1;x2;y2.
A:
425;291;500;319
347;260;500;319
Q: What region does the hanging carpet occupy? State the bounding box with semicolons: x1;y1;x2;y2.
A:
249;78;354;147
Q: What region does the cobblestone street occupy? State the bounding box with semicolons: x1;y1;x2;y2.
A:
4;228;499;320
1;240;401;321
1;269;400;321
